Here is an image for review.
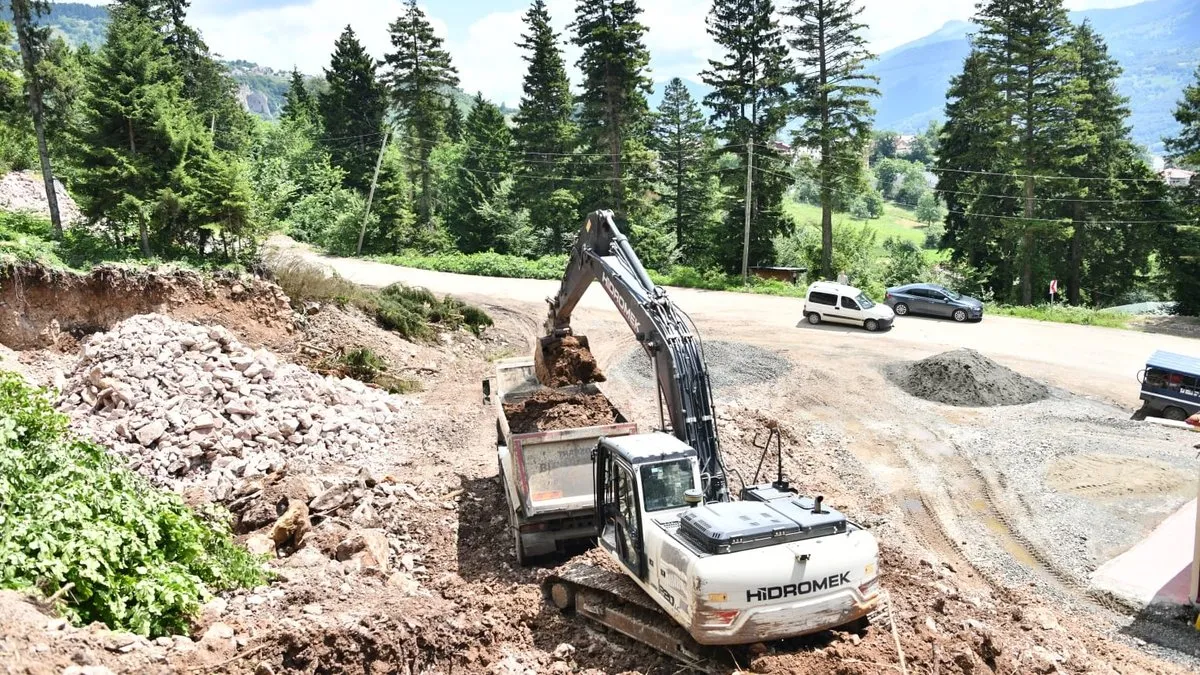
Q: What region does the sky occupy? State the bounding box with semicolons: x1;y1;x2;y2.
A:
166;0;1153;107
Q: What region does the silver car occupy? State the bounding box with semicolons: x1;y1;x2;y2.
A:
884;283;984;322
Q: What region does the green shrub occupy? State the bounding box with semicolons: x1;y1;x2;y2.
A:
0;373;265;637
990;304;1129;328
378;250;568;280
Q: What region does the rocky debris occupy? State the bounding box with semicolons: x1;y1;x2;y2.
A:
0;170;84;224
534;335;605;387
59;314;416;499
615;339;792;389
884;348;1050;407
503;389;620;433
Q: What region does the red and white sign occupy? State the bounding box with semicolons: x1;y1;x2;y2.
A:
1049;279;1058;296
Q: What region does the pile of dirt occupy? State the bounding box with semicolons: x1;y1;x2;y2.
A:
535;335;605;387
885;348;1049;407
504;389;620;433
615;339;791;389
0;262;295;351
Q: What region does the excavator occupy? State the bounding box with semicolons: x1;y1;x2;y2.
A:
520;210;881;663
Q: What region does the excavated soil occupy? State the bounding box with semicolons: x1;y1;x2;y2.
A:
885;348;1050;407
535;335;606;387
503;389;620;433
0;262;295;351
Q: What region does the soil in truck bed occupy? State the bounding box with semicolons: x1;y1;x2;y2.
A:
504;390;620;433
535;335;606;387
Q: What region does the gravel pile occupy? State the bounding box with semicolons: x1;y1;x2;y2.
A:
59;314;416;500
615;340;791;389
0;170;84;224
885;348;1049;407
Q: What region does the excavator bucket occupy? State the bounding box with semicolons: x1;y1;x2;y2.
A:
534;334;606;388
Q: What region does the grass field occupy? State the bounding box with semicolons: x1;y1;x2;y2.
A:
784;199;929;248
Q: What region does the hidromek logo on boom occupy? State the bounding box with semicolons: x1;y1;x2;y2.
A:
745;572;851;602
602;273;641;334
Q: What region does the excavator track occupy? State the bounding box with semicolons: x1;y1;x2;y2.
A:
543;563;715;670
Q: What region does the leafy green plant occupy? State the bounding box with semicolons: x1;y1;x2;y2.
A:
0;372;265;637
990;304;1129;328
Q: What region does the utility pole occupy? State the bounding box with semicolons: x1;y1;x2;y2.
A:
741;135;754;283
356;128;390;256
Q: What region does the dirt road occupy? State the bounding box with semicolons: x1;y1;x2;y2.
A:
279;237;1198;408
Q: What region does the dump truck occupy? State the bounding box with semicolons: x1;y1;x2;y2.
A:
487;355;637;564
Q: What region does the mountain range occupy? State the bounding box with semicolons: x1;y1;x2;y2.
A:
12;1;1200;152
868;0;1199;152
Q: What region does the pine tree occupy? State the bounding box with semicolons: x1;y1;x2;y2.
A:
513;0;578;253
785;0;879;280
444;98;464;142
1059;21;1157;305
281;67;319;128
652;78;719;258
936;48;1014;291
9;0;62;236
382;0;459;228
1167;66;1200;167
975;0;1077;304
446;93;513;253
1164;67;1200;314
319;26;387;193
702;0;793;275
74;5;193;255
571;0;652;220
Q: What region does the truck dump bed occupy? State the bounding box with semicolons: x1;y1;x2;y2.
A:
494;357;637;519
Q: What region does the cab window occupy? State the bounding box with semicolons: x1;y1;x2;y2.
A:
840;296;860;311
640;460;695;511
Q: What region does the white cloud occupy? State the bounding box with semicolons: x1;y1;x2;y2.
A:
191;0;448;76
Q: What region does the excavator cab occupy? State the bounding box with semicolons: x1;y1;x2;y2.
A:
594;433;702;581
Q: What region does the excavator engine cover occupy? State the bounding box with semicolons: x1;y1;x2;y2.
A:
679;499;849;555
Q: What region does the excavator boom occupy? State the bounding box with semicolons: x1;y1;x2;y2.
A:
538;210;727;501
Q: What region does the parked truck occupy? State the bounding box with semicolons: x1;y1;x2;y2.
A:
487;356;637;564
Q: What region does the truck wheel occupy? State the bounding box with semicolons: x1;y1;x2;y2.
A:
513;528;528;566
864;319;879;332
1163;406;1188;422
807;312;821;325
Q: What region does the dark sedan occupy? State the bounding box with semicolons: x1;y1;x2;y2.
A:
884;283;984;322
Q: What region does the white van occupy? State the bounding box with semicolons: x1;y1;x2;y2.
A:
802;281;895;332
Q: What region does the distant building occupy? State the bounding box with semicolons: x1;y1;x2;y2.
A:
1161;168;1195;187
894;134;917;156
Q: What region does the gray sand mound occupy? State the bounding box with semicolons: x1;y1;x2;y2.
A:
885;348;1049;407
615;340;791;389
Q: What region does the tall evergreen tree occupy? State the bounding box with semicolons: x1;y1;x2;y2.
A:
652;77;719;258
281;67;319;128
382;0;459;227
1059;21;1159;305
785;0;879;280
1164;67;1200;314
446;93;513;253
701;0;792;275
936;48;1013;286
319;26;386;193
9;0;62;236
74;5;194;254
976;0;1077;304
513;0;578;253
571;0;652;220
444;98;464;142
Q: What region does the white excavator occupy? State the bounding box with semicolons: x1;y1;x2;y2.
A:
502;210;881;664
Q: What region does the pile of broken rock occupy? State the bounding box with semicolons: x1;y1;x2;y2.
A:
58;314;416;501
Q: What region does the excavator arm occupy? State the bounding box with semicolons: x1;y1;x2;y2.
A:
541;210;727;502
